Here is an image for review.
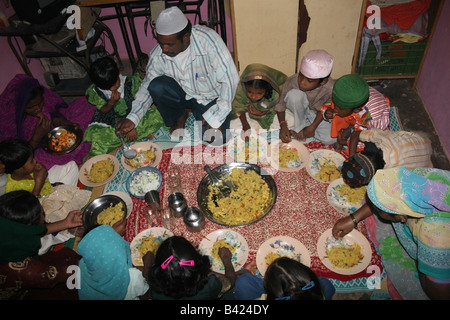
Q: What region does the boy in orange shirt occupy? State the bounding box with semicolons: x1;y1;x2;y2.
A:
321;74;390;155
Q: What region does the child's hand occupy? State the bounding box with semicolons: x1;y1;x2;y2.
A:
65;210;83;229
218;247;232;263
110;90;120;104
33;115;51;141
324;108;335;120
279;125;291;143
240;126;251;142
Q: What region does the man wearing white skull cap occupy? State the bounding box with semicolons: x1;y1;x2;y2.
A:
116;6;239;144
274;49;336;145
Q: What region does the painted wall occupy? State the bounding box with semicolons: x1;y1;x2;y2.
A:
416;0;450;156
231;0;299;76
299;0;364;79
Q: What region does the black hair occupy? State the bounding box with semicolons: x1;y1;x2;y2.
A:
28;86;44;102
0;190;42;226
361;142;385;171
264;257;324;300
176;19;192;40
0;138;34;173
147;236;212;299
89;56;120;90
244;79;273;100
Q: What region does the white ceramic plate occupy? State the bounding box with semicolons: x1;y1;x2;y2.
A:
130;227;174;267
121;141;163;172
306;149;345;183
78;154;120;187
198;229;249;274
317;228;372;275
102;191;133;218
226;134;268;164
326;178;366;215
256;236;311;276
269;140;310;172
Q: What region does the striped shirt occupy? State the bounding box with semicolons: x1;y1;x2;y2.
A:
359;129;433;169
361;87;391;131
128;25;240;129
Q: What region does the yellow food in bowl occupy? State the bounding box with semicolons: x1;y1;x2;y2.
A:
207;168;270;225
326;243;364;269
89;158;114;183
96;202;125;226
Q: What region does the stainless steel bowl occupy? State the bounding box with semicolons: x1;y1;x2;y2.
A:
82;195;127;233
41;125;83;155
183;207;206;232
196;162;277;227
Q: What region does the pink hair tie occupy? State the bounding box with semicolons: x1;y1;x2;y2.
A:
179;260;195;266
161;255;195;269
161;255;174;269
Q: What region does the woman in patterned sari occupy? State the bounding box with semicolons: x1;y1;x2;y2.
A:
366;166;450;299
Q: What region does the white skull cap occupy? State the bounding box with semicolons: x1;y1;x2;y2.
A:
300;50;334;79
155;6;189;36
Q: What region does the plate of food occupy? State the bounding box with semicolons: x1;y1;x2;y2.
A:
306;149;345;183
120;141;162;172
317;228;372;275
256;236;311;276
269;140;310;172
226;134;268;164
82;194;127;234
42;125;83;155
327;178;367;214
197;163;277;227
130;227;174;267
102;191;133;218
199;229;249;274
79;154;120;187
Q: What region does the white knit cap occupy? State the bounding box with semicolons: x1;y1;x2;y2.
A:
300;50;334;79
155;7;189;36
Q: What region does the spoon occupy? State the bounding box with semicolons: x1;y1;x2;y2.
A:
118;132;137;159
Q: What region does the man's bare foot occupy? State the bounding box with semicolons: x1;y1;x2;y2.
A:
169;111;190;138
290;129;305;141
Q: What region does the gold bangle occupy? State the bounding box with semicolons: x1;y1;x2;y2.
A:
349;213;358;228
279;120;288;126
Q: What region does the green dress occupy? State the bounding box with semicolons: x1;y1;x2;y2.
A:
232;64;287;130
84;73;167;157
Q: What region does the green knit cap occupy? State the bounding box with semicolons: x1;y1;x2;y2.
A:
332;74;369;109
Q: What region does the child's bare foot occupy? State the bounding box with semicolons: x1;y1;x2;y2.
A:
290;129;305;141
146;133;154;140
169;111;190;138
